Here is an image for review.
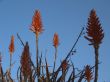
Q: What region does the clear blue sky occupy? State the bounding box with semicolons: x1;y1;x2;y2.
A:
0;0;110;82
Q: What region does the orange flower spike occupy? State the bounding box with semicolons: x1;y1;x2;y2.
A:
31;10;43;36
53;33;59;48
9;35;15;55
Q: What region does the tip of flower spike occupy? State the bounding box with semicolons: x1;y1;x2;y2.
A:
53;33;59;48
91;8;96;12
35;10;40;15
9;35;15;55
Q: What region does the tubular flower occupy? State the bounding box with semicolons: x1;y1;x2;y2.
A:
9;35;14;55
85;65;93;82
85;9;104;47
20;42;32;77
53;33;59;48
30;10;43;36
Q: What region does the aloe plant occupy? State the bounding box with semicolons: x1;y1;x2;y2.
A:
0;9;104;82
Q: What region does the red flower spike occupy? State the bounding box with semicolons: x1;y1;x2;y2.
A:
53;33;59;48
9;35;15;55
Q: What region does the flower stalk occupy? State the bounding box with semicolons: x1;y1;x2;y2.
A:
30;10;43;82
53;33;59;73
9;35;14;73
85;9;104;82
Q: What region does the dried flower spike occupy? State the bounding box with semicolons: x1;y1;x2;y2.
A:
30;10;43;36
85;65;93;82
21;42;32;77
53;33;59;48
9;35;14;55
85;9;104;47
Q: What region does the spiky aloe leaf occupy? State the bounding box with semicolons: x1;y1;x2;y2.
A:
45;58;50;82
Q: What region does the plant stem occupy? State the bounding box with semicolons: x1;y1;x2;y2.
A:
10;54;12;73
61;70;66;82
36;35;40;82
36;35;39;68
53;47;57;73
94;45;99;82
24;76;27;82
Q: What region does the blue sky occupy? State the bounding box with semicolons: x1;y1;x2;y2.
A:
0;0;110;82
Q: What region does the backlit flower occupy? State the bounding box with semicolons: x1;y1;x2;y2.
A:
53;33;59;48
30;10;43;36
9;35;14;55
